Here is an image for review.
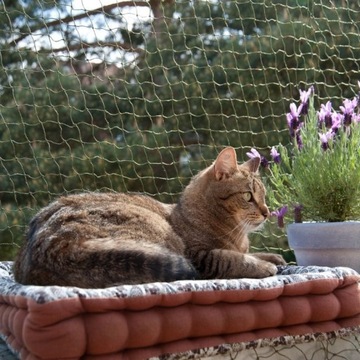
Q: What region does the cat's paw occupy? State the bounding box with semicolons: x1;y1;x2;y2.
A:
253;253;287;266
242;256;278;278
254;260;278;278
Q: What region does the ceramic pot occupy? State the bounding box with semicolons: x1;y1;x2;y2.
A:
287;222;360;273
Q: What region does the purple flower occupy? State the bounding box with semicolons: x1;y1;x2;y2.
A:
295;131;303;150
319;130;334;151
330;112;343;134
246;148;268;169
246;148;261;159
260;157;269;169
270;146;281;164
286;103;303;137
353;113;360;123
339;97;358;126
271;206;288;228
299;86;314;115
294;204;303;223
317;101;333;128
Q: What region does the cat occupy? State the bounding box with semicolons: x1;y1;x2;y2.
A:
14;147;286;288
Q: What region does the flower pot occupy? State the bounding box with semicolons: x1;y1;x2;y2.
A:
287;222;360;273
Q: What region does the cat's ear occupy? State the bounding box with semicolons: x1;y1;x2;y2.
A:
214;147;238;180
241;157;261;173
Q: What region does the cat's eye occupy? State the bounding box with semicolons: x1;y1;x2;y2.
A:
243;192;253;202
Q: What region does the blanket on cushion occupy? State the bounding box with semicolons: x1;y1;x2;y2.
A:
0;262;359;359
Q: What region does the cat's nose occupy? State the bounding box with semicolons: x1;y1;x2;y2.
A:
261;205;270;218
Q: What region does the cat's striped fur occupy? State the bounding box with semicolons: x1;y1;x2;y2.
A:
14;147;285;288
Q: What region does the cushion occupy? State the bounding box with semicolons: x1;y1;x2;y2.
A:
0;262;359;359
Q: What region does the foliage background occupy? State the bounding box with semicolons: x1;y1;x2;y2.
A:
1;0;360;260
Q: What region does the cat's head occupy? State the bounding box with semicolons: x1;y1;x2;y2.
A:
187;147;270;231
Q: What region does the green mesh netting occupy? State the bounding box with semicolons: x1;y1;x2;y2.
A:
1;0;360;261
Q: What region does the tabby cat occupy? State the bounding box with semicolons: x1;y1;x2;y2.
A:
14;147;285;288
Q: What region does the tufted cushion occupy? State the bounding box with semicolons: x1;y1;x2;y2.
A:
0;262;359;359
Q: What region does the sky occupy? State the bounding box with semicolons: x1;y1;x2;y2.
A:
72;0;119;11
68;0;151;63
24;1;152;65
70;0;151;23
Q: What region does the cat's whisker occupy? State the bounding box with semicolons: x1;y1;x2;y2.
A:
214;219;245;241
214;219;250;250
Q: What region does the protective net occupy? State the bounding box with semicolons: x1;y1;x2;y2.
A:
1;0;360;262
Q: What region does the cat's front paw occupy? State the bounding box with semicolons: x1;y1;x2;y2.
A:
255;260;278;278
253;253;287;266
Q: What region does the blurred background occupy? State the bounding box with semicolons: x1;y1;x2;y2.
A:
1;0;359;261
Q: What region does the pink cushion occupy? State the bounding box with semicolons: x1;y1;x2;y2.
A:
0;262;359;359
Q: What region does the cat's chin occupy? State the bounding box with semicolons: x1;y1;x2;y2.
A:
250;220;266;231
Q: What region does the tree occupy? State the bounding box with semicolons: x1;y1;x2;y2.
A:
2;0;360;259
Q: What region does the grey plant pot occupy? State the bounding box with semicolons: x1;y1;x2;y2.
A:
287;222;360;273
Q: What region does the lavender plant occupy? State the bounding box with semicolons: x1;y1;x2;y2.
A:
251;85;360;224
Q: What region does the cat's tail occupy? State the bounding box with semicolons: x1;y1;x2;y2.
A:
76;245;199;287
17;238;199;288
140;249;199;283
